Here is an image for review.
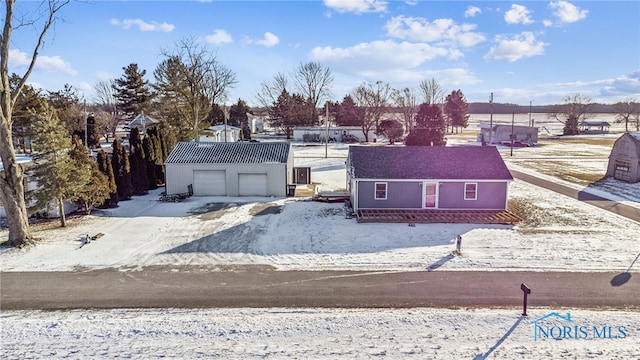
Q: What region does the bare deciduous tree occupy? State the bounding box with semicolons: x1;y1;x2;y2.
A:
293;62;333;125
352;81;393;142
94;79;119;140
551;93;592;135
255;72;288;109
614;97;640;132
392;87;417;132
419;78;446;105
155;37;237;142
1;0;71;247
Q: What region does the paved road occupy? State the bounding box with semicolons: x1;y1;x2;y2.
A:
1;268;638;310
2;170;638;311
510;170;640;223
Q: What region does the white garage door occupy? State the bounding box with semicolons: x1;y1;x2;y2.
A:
238;173;268;196
193;170;226;196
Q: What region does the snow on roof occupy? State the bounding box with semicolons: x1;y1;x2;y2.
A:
128;113;160;128
165;141;291;164
206;125;241;131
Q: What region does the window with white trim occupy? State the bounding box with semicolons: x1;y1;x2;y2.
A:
374;182;387;200
464;183;477;200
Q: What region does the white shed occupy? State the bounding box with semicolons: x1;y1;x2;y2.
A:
164;142;294;197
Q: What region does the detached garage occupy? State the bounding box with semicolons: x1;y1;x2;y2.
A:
164;142;293;197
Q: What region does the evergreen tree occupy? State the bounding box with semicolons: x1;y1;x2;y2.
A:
113;63;154;119
147;129;165;184
143;135;159;189
229;99;251;140
10;75;42;153
377;119;404;144
68;137;110;214
405;103;446;146
28;103;79;227
444;90;470;133
111;139;133;200
332;95;363;127
128;127;149;195
97;150;119;208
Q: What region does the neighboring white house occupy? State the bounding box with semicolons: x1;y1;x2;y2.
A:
164;141;294;197
0;155;77;219
199;125;242;143
247;113;265;134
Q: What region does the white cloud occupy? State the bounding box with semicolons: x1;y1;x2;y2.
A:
8;49;30;67
384;16;485;48
96;71;114;81
548;1;588;24
464;6;482;18
484;32;547;62
9;49;77;76
255;32;280;47
205;29;233;44
323;0;387;14
505;4;533;25
309;40;454;75
109;18;175;32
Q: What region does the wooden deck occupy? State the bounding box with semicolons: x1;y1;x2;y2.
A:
355;209;521;225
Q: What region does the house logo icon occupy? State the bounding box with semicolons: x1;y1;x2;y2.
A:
531;312;574;341
531;312;628;341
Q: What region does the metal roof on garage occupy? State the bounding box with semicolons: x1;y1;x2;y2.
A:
165;141;291;164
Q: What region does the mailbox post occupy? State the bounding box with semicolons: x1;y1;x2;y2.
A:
520;283;531;316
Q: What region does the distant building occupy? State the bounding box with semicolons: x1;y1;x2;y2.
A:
293;126;375;143
199;125;242;143
127;113;161;134
579;121;610;134
247;113;265;134
477;123;538;145
606;133;640;183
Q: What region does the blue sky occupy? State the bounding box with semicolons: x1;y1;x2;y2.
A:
7;0;640;106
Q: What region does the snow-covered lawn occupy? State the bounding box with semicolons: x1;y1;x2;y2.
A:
2;131;639;359
3;308;639;359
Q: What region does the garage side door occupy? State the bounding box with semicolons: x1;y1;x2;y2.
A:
193;170;226;196
238;173;268;196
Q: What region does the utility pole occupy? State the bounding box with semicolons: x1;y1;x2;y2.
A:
84;99;87;149
325;102;329;159
224;105;228;143
529;100;532;127
488;93;493;145
511;111;515;157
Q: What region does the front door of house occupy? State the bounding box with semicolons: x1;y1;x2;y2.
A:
424;182;438;208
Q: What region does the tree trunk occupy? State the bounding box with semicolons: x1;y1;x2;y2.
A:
0;119;32;247
57;197;66;227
